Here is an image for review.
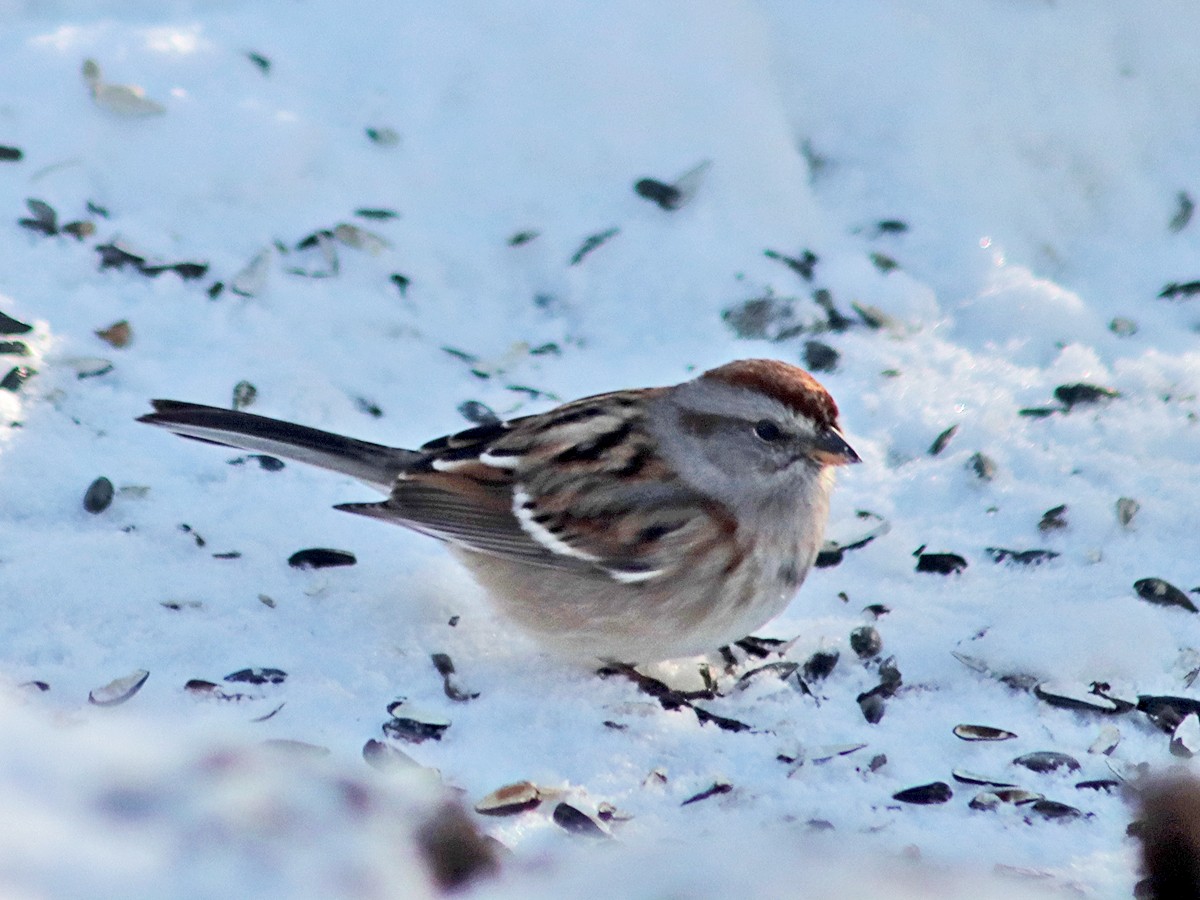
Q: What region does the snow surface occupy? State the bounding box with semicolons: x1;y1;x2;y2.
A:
1;1;1199;896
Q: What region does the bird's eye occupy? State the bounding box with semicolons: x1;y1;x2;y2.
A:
754;419;783;442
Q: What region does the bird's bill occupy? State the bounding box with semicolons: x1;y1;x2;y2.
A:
811;428;861;467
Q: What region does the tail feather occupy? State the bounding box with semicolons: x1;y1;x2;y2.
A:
138;400;418;492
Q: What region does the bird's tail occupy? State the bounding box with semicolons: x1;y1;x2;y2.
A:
138;400;418;492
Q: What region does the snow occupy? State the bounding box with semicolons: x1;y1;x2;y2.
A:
1;1;1198;896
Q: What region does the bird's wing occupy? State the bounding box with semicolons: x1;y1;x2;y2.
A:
339;389;736;583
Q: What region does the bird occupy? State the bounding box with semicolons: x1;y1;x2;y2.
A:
138;359;858;663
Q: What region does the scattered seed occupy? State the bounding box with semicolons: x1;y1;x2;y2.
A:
18;198;57;235
734;661;801;692
552;802;609;838
598;662;750;732
1109;317;1138;337
1027;799;1083;821
722;294;803;341
1076;779;1120;792
184;678;221;694
70;357;113;379
634;162;711;211
634;178;682;210
811;289;854;331
507;230;539;246
803;340;839;373
349;396;384;419
387;272;411;297
1116;497;1140;527
184;679;247;701
569;227;619;266
94;320;132;348
952;770;1018;788
224;668;286;685
986;547;1060;566
597;801;630;823
365;126;400;147
929;424;958;456
1138;695;1200;732
1018;406;1059;419
849;626;882;659
0;146;21;162
178;523;206;547
857;690;886;724
141;261;208;280
953;724;1017;742
1170;191;1195;232
681;781;732;806
288;548;356;569
970;792;1002;811
83;476;114;514
0;312;32;335
1091;682;1138;712
0;366;34;391
246;51;270;73
1134;578;1198;613
968;451;997;481
734;636;788;658
1055;383;1120;410
801;649;839;681
893;782;952;805
431;652;478;702
207;281;224;299
805;744;867;765
333;223;390;254
83;59;166;116
61;221;95;240
161;599;203;611
1038;505;1069;532
764;248;818;281
362;739;421;771
1089;725;1121;756
1034;682;1121;714
250;702;285;722
228;454;285;471
95;241;144;271
1013;751;1081;774
230;249;271;297
457;400;499;425
475;781;542;816
643;768;669;787
231;380;257;410
88;669;149;706
383;701;450;743
914;550;968;575
994;788;1044;805
1170;714;1200;758
869;252;900;273
1158;280;1200;300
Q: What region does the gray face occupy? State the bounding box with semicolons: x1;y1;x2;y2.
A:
648;376;848;510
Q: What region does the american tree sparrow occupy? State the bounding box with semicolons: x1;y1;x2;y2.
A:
139;359;858;662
